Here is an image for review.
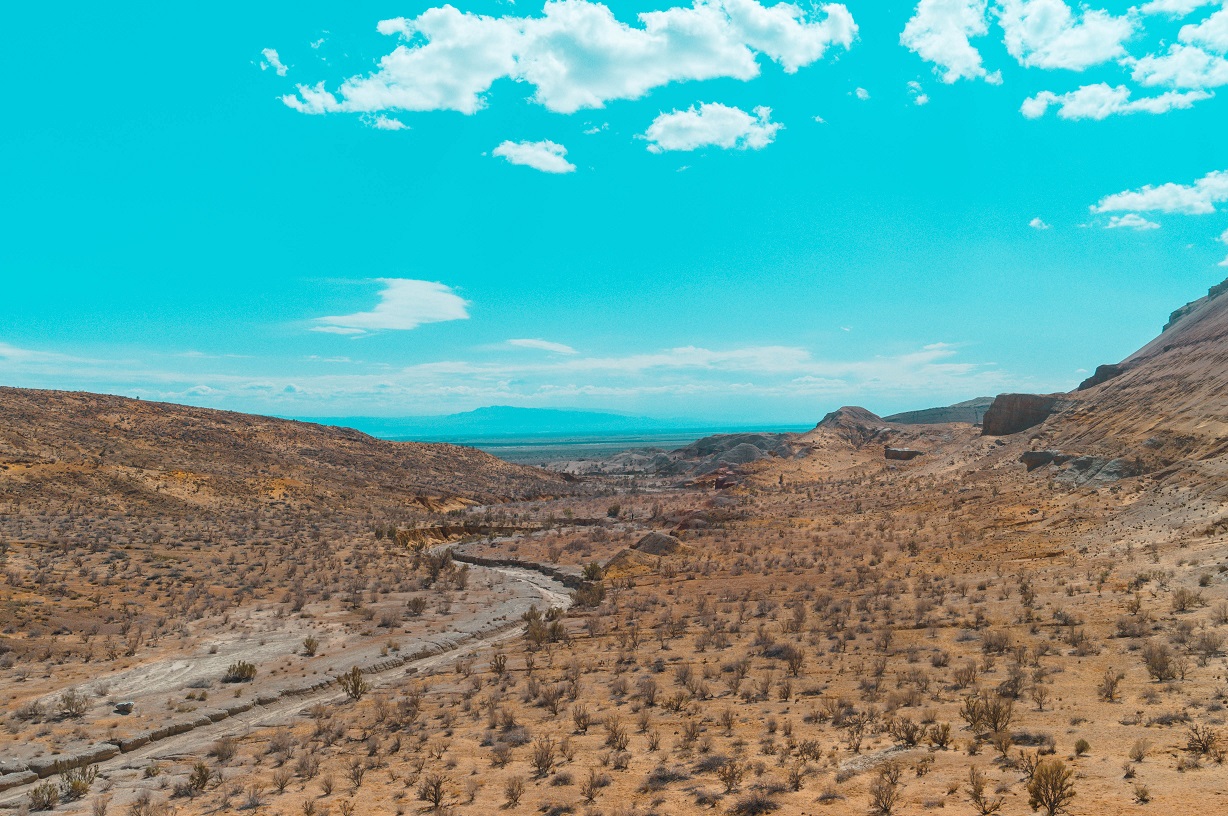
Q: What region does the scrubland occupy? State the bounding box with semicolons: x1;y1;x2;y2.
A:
8;433;1228;816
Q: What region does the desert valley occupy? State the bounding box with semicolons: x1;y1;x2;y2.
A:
2;278;1228;816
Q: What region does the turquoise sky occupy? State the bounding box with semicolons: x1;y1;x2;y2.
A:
2;0;1226;423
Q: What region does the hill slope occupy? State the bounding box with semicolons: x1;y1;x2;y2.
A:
0;387;564;516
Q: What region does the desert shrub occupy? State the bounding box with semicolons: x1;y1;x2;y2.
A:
210;736;238;762
417;773;451;811
1129;739;1150;762
30;781;59;811
1142;641;1176;681
1027;759;1075;816
1097;669;1124;702
868;774;900;815
223;661;257;683
1187;724;1221;756
338;666;369;700
729;790;780;815
58;688;91;719
967;765;1003;815
503;776;525;807
1172;587;1204;613
58;763;98;801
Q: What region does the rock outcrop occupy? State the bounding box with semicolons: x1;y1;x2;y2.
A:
813;406;889;447
884;447;924;461
981;394;1067;436
1163;278;1228;332
1077;364;1126;391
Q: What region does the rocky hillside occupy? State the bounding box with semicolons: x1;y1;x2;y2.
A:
0;387;564;516
883;396;993;425
1006;277;1228;481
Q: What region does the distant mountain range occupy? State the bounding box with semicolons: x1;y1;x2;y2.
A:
300;406;716;441
301;400;1000;442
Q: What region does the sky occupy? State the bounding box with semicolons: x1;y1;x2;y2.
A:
2;0;1227;425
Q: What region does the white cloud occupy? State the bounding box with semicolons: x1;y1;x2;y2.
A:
364;114;410;130
1021;82;1211;119
854;86;871;99
492;140;576;173
1181;3;1228;51
908;79;931;104
1105;213;1161;230
1141;0;1219;16
283;0;856;117
1220;227;1228;243
1128;43;1228;89
0;335;1026;418
1219;255;1228;266
900;0;992;83
508;338;579;354
997;0;1135;70
312;279;470;335
261;48;288;77
1092;169;1228;215
1029;216;1051;229
643;103;782;152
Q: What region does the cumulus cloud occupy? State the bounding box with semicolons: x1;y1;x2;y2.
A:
1125;4;1228;92
261;48;288;77
364;114;410;130
997;0;1135;70
908;79;931;104
900;0;992;83
1020;82;1211;119
1105;213;1161;230
283;0;856;117
643;103;782;152
1181;3;1228;51
508;338;579;354
492;140;576;173
312;279;470;335
1029;216;1051;229
1092;169;1228;215
1128;43;1228;89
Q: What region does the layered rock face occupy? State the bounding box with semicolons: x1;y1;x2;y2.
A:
981;394;1067;436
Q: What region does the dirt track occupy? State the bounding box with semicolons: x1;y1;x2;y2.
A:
0;560;570;809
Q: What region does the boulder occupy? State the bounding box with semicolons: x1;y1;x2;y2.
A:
632;532;684;556
0;759;29;775
119;732;152;752
1021;450;1057;471
0;771;37;791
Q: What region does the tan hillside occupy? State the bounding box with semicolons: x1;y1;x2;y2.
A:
0;386;564;515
